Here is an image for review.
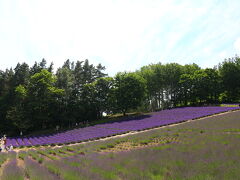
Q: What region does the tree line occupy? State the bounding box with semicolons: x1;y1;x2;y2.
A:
0;56;240;135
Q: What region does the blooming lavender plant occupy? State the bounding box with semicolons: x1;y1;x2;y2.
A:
24;157;60;180
6;106;240;147
1;159;24;180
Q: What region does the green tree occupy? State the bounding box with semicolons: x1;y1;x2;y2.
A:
162;63;183;107
0;68;15;133
27;69;64;129
204;68;221;103
6;85;30;133
218;56;240;102
179;73;194;106
13;63;30;87
113;72;146;116
138;65;159;111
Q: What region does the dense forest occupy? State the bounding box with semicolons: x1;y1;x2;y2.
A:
0;56;240;136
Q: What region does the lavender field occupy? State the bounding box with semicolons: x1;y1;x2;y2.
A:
0;108;240;179
6;106;240;148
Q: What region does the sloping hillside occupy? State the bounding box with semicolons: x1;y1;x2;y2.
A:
1;109;240;179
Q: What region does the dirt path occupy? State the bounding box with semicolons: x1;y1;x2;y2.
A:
13;109;240;152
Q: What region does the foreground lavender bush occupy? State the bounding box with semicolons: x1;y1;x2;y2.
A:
24;157;59;180
1;159;24;180
0;153;8;167
6;106;240;147
43;158;89;180
62;154;114;180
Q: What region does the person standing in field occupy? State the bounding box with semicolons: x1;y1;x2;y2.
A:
0;137;5;152
3;135;7;147
9;144;13;151
0;135;7;152
0;138;2;152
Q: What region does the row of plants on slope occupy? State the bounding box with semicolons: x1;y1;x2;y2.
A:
6;106;239;148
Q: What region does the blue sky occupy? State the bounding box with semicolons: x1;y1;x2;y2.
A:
0;0;240;76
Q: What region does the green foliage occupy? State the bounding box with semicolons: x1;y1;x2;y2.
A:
218;56;240;102
113;72;146;115
28;151;44;163
37;150;58;160
18;151;27;160
15;85;27;98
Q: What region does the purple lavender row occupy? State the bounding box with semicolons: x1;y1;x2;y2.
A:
6;106;239;147
93;107;237;131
